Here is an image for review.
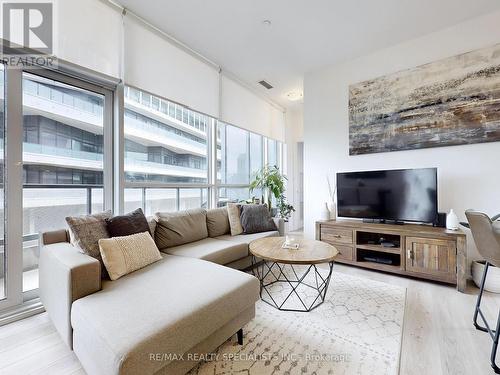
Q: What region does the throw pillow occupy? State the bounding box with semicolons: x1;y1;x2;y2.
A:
206;207;230;237
155;208;208;250
99;231;162;281
105;208;150;237
227;203;243;236
240;204;277;234
66;210;112;278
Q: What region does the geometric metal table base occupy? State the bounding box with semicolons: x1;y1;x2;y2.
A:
252;256;334;312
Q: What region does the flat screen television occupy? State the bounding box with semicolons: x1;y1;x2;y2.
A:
336;168;437;223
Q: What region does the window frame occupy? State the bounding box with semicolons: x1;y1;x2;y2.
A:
0;66;115;312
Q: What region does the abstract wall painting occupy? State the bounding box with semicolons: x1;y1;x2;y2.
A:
348;43;500;155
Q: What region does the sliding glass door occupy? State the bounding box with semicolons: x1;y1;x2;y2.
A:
0;67;114;311
0;65;5;302
21;72;109;293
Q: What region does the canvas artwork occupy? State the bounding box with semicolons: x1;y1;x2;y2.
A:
348;43;500;155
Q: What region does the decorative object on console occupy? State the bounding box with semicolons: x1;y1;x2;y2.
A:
446;209;460;230
326;174;337;220
321;202;331;221
349;43;500;155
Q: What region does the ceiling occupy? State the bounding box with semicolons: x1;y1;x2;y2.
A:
115;0;500;109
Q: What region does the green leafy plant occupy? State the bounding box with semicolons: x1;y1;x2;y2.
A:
277;195;296;222
250;165;294;220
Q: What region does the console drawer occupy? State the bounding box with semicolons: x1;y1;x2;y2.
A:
320;227;353;244
333;245;354;261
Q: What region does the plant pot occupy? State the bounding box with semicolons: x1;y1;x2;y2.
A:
472;260;500;293
278;220;289;236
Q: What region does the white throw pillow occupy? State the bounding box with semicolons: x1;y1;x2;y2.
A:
227;203;243;236
99;232;162;280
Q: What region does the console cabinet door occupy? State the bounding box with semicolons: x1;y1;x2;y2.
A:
405;237;456;282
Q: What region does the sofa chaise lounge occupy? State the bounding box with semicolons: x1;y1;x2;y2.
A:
39;207;280;375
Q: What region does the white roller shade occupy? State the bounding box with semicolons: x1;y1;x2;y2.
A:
124;16;219;117
221;75;284;139
57;0;122;79
270;106;286;142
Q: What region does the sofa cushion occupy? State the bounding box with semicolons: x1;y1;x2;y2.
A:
216;230;279;245
164;237;248;265
71;255;259;375
66;211;111;278
240;204;277;234
155;209;208;250
99;232;162;280
206;207;230;237
227;203;243;236
105;208;150;237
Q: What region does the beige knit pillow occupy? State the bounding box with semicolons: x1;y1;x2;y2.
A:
98;232;162;281
227;203;243;236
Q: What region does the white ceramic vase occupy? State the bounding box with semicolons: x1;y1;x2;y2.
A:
321;202;331;220
327;201;337;220
446;209;459;230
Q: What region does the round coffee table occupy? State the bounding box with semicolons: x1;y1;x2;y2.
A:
249;237;338;312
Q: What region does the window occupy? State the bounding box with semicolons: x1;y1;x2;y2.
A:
219;122;249;184
217;122;265;206
22;72;111;293
0;65;4;301
124;87;209;185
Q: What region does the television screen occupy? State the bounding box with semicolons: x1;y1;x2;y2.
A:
336;168;437;223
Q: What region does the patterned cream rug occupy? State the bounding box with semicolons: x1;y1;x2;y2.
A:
190;268;406;375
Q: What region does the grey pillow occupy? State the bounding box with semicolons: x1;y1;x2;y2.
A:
155;208;208;250
66;210;112;278
240;205;277;234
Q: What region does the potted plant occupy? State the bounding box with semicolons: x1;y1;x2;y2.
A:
250;165;295;235
250;165;286;213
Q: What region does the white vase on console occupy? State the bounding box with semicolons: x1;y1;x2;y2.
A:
321;202;330;220
327;201;337;220
446;209;459;230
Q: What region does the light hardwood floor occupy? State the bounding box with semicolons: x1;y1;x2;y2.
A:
0;264;498;375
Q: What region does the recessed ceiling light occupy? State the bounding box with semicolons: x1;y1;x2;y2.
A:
262;20;272;26
286;91;303;101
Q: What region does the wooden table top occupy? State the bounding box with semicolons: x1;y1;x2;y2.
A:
249;236;339;265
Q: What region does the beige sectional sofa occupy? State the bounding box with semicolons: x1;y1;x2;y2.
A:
39;208;280;375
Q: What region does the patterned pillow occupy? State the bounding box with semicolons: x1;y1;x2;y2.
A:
227;203;243;236
99;232;162;280
66;211;112;277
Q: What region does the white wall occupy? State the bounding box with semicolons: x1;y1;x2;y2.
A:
303;10;500;267
285;105;304;231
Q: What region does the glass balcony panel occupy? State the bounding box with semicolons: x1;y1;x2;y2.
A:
145;189;177;215
179;188;208;210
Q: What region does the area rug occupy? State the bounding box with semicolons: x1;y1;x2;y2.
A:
189;268;406;375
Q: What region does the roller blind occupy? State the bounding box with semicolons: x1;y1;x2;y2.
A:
221;75;284;140
124;16;219;117
56;0;122;79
